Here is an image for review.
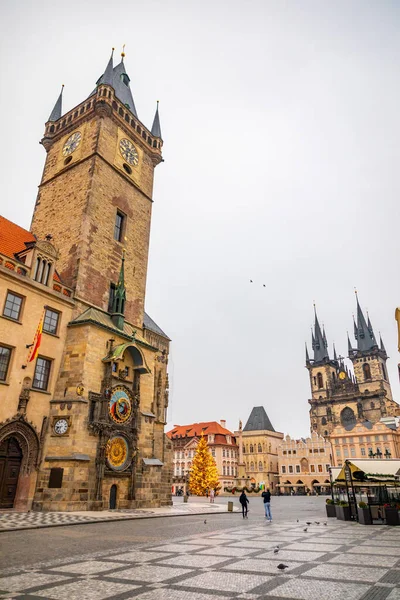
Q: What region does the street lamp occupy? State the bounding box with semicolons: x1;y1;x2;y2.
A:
385;448;392;459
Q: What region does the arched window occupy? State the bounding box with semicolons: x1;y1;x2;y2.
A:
250;461;254;471
363;363;371;380
340;407;356;428
259;461;263;471
332;372;336;381
249;444;254;453
321;417;327;425
242;445;245;454
223;466;226;475
258;443;262;453
324;430;328;436
317;373;323;389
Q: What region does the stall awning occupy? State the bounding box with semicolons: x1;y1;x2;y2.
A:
334;460;400;484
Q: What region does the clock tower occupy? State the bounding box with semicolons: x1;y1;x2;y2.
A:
30;50;172;511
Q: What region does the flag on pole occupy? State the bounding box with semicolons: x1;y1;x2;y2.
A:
28;310;45;363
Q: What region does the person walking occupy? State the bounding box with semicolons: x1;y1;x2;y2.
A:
209;488;215;503
239;490;249;519
262;488;272;521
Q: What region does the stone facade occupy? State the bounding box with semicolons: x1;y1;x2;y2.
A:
235;407;284;493
0;52;172;511
277;432;332;495
167;421;238;494
306;303;399;439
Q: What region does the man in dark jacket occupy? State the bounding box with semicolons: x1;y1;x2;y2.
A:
239;490;249;519
261;488;272;521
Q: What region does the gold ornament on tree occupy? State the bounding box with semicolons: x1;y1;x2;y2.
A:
189;433;220;496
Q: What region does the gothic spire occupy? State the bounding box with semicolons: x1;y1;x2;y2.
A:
354;293;377;352
312;306;329;363
103;48;114;86
94;47;138;117
111;251;126;330
379;333;387;355
151;101;162;139
333;343;338;361
48;85;64;122
347;332;353;355
305;342;310;366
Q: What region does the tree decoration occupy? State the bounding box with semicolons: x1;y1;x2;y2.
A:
189;434;219;496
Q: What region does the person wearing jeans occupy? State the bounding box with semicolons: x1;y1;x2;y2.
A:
262;488;272;521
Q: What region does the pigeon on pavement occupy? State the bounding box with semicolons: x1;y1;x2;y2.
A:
306;522;312;525
274;546;279;554
303;527;308;532
314;521;320;525
323;522;327;526
277;564;289;571
204;520;207;524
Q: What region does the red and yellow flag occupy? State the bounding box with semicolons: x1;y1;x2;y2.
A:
28;310;45;363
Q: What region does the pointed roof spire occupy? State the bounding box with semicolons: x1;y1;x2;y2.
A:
354;291;377;352
305;342;310;366
347;332;353;355
379;333;387;354
333;343;338;361
151;100;162;139
48;85;64;122
94;47;138;117
312;305;329;363
103;48;114;86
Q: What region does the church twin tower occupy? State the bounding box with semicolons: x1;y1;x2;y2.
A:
306;297;399;437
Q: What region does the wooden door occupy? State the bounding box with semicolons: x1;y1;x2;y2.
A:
0;437;22;509
109;484;117;509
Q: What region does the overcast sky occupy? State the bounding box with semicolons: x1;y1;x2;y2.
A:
1;0;400;438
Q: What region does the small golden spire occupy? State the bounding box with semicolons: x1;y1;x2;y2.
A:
121;44;126;58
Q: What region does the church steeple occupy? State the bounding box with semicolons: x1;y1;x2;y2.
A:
111;252;126;330
48;85;64;122
151;101;162;139
311;306;330;363
354;293;378;352
95;48;138;117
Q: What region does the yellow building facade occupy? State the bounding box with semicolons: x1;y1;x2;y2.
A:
235;407;283;493
0;50;172;511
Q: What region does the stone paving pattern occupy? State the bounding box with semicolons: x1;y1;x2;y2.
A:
0;516;399;599
0;502;236;532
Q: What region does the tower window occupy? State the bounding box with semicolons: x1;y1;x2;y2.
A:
121;73;130;86
363;363;371;381
381;363;387;380
317;373;323;389
114;211;125;242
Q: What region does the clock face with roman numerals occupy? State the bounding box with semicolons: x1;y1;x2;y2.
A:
54;418;69;435
119;138;139;166
62;131;82;156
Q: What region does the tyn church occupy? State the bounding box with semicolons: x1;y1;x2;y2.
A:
306;296;400;437
0;49;172;511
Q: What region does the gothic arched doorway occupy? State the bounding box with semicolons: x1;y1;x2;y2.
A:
0;437;23;508
109;484;117;509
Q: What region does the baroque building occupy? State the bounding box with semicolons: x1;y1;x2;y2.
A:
167;421;238;494
277;432;332;495
235;407;283;492
0;50;172;510
306;297;399;438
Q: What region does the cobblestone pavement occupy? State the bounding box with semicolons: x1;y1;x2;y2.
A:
0;512;399;599
0;502;237;532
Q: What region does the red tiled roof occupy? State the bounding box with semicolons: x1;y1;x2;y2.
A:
167;421;235;439
0;215;63;285
0;215;36;259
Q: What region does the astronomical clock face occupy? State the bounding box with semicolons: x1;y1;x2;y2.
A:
119;138;139;166
54;418;69;435
62;131;82;156
106;436;130;471
108;386;133;424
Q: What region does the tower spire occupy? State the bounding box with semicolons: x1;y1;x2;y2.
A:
111;251;126;330
311;305;329;363
347;332;353;355
103;48;114;86
48;85;64;122
151;100;162;139
354;292;377;352
305;342;310;366
333;343;338;361
379;333;387;355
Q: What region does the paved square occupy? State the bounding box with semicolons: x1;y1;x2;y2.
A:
1;497;399;600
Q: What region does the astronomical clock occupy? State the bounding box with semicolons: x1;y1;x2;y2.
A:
88;365;140;502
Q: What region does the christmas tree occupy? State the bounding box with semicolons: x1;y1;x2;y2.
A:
189;434;220;496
